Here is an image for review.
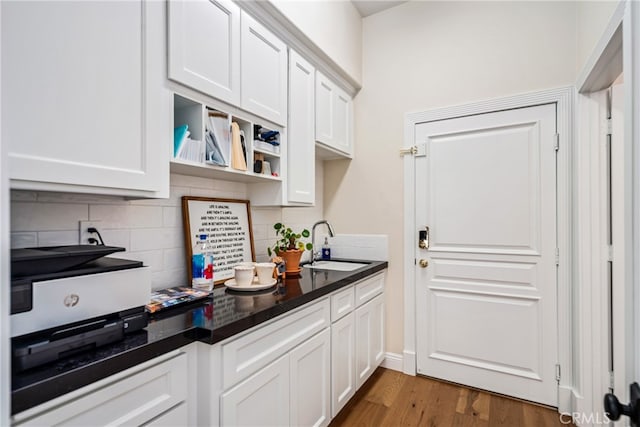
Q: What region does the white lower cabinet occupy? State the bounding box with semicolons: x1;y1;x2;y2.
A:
331;312;356;417
221;354;290;426
355;294;385;389
331;272;386;418
12;345;195;426
290;329;331;427
217;299;331;427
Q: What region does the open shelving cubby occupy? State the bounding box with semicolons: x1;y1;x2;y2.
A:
171;93;282;183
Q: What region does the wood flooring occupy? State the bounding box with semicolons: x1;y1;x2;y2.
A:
329;368;571;427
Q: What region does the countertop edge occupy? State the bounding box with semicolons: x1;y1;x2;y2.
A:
11;260;388;415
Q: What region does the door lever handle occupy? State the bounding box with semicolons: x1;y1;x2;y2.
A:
604;383;640;426
419;227;430;250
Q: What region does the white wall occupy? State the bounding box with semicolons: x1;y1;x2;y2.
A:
324;0;579;355
576;0;620;75
10;163;324;290
269;0;363;85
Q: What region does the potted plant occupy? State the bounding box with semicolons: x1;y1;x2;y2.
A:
267;222;313;273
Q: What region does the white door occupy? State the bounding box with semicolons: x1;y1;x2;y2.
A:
415;103;558;406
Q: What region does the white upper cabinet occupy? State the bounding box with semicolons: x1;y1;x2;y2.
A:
240;11;288;126
168;0;240;106
315;72;353;159
287;50;315;205
2;0;170;197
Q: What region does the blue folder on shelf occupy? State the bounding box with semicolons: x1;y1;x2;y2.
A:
174;124;189;157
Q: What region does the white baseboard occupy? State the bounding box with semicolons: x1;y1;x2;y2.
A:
403;350;416;375
381;352;404;372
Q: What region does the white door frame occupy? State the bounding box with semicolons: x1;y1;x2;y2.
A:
0;1;10;423
573;0;638;420
403;86;574;412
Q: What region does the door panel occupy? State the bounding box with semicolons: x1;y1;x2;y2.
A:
415;103;558;406
428;122;541;254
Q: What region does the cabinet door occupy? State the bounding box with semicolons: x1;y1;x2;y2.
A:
240;11;287;126
355;294;385;390
168;0;240;106
332;85;353;155
290;329;330;427
315;72;353;158
14;352;188;426
331;312;355;417
2;1;169;196
221;355;290;426
287;50;315;205
315;72;334;145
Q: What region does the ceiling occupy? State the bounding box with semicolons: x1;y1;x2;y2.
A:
351;0;408;18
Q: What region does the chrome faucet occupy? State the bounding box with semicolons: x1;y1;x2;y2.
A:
311;220;335;264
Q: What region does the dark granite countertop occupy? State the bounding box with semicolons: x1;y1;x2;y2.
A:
11;260;387;415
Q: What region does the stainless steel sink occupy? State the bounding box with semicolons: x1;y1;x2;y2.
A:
303;261;369;272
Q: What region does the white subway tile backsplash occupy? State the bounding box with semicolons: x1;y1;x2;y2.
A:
250;208;281;226
328;234;388;261
10;232;38;248
11;202;88;232
251;224;268;241
152;268;188;291
163;206;181;228
130;227;182;251
37;230;79;246
98;229;131;249
164;247;186;271
9;164;325;291
125;250;164;272
90;205;163;229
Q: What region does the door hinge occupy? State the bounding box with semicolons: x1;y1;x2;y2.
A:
610;371;615;391
556;364;561;382
555;248;560;266
606;118;613;135
608;245;614;262
554;134;560;151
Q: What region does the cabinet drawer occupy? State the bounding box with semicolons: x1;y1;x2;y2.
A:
331;286;355;322
14;352;188;426
222;298;330;388
355;272;385;307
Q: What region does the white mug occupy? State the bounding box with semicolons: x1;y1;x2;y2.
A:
255;262;275;284
234;265;254;287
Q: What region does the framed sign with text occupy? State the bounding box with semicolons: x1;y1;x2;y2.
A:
182;197;256;285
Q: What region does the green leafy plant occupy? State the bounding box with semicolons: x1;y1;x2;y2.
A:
267;222;313;257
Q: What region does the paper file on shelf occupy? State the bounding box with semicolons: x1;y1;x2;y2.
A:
230;122;247;171
253;139;280;155
175;137;204;163
206;109;231;166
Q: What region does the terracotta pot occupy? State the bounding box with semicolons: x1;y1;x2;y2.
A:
278;249;303;273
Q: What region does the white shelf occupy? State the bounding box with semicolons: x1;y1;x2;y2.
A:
170;159;281;183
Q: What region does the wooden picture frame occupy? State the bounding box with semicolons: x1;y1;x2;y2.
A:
182;196;256;285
